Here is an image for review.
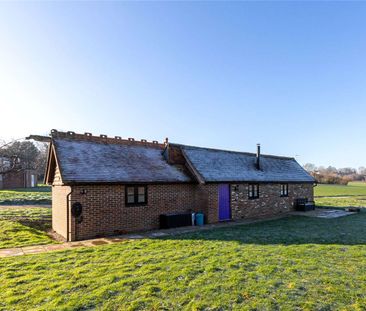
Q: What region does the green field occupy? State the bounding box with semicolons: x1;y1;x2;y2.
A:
314;182;366;209
1;214;366;310
0;185;51;205
0;207;54;249
316;196;366;209
315;182;366;197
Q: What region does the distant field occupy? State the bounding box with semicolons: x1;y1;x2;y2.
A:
0;185;51;205
314;182;366;208
316;196;366;208
314;182;366;197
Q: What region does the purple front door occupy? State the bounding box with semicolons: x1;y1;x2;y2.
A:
219;184;231;221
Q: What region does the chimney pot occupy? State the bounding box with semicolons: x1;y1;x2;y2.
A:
256;144;261;170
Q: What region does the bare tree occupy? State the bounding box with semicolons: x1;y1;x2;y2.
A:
303;163;316;172
0;140;48;178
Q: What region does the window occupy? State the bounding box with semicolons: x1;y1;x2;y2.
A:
137;186;146;203
125;185;147;206
280;184;288;197
248;184;259;199
127;187;135;204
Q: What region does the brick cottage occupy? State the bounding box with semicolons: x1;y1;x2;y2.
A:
0;156;37;190
45;130;315;241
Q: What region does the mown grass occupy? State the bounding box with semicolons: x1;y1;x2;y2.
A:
1;213;366;310
316;196;366;208
315;182;366;197
0;185;51;205
0;220;55;249
0;207;54;249
0;207;51;222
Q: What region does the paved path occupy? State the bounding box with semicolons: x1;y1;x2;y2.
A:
0;215;286;258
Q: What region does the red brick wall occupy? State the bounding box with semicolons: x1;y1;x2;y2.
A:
51;182;313;241
69;184;212;240
195;184;219;224
0;170;37;189
164;144;186;164
1;171;25;189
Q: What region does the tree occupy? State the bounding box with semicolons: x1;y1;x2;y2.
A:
358;167;366;175
0;141;40;169
325;166;338;174
0;140;48;179
338;167;356;176
303;163;316;172
33;142;48;179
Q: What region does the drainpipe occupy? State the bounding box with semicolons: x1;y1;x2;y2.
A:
66;187;73;242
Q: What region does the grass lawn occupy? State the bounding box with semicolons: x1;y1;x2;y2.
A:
0;220;55;249
0;185;51;205
0;186;364;309
316;196;366;208
1;212;366;310
315;182;366;197
0;207;55;249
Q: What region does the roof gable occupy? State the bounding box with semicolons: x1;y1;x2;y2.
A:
44;144;59;185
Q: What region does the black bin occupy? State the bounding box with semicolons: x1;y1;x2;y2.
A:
160;213;192;229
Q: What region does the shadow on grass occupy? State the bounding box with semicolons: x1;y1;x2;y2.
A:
159;212;366;246
0;200;52;206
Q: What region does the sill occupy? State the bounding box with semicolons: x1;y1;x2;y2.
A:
280;195;289;198
248;197;259;200
125;203;148;207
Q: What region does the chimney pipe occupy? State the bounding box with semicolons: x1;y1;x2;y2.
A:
256;144;261;170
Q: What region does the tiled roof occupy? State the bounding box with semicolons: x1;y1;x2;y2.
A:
50;133;314;184
179;145;315;183
53;138;192;183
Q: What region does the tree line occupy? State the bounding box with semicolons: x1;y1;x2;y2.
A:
0;139;48;180
303;163;366;185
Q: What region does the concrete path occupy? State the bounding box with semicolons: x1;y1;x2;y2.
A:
0;215;286;258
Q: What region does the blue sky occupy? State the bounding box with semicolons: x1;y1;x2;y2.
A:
0;2;365;168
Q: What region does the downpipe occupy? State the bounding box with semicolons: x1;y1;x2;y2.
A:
66;187;73;242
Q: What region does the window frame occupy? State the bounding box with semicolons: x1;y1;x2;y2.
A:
125;185;148;206
248;183;259;199
280;183;289;197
